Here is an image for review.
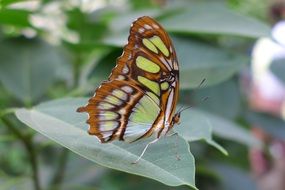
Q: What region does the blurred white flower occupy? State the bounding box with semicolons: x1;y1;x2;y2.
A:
272;21;285;47
30;1;79;44
8;1;40;11
252;21;285;101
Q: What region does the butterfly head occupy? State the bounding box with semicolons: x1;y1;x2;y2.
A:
173;105;193;125
173;112;181;125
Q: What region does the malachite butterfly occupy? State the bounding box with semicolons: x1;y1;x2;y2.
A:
77;16;180;161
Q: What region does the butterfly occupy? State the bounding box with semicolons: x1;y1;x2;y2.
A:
77;16;180;163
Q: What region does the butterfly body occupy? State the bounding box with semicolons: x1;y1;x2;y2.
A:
77;16;179;144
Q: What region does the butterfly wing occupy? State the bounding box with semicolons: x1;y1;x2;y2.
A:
77;16;179;143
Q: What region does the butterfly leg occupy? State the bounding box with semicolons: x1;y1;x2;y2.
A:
166;131;178;137
132;138;159;164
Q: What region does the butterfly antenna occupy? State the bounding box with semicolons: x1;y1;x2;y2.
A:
191;78;209;107
202;96;209;102
176;105;184;113
177;78;207;115
180;78;207;108
192;78;206;97
178;96;209;114
198;78;206;89
178;106;192;114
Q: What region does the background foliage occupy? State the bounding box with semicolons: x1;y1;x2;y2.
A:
0;0;283;190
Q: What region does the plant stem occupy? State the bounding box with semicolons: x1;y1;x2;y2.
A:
1;116;41;190
50;148;69;189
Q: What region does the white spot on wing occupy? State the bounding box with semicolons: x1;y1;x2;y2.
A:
117;75;125;80
122;86;133;93
144;24;152;30
122;65;129;74
138;27;145;33
152;24;159;29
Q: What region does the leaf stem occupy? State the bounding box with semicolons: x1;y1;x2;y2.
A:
0;107;18;118
1;116;41;190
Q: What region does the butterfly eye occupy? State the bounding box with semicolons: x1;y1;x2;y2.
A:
173;113;181;125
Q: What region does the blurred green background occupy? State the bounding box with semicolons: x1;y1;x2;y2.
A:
1;0;285;190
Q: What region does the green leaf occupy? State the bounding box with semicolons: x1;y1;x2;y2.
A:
193;79;241;119
173;107;261;148
210;162;257;190
103;32;128;47
87;50;121;88
0;9;31;27
246;111;285;140
196;109;261;148
15;98;197;189
174;37;247;89
129;0;159;10
175;108;228;155
66;8;109;44
0;37;71;104
161;2;270;38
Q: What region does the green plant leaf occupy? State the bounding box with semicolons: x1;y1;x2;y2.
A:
174;37;247;89
0;9;31;27
174;106;261;149
0;37;71;104
175;108;228;155
87;50;121;89
192;79;241;119
161;2;270;38
66;8;110;45
210;162;257;190
15;98;197;189
246;111;285;140
197;109;261;148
